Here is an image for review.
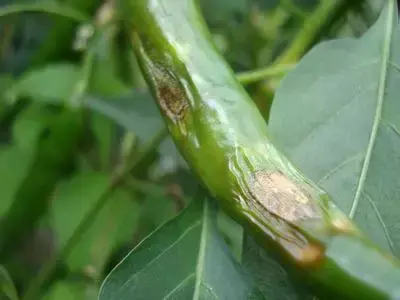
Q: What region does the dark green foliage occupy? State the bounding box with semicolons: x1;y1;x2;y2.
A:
0;0;394;299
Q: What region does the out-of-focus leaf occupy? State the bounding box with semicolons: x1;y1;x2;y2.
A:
52;172;138;274
99;196;263;300
200;0;249;25
12;104;50;150
0;110;81;257
52;173;108;256
43;281;97;300
30;0;100;66
86;91;163;141
90;112;115;171
0;265;18;300
87;92;187;176
269;1;400;255
140;186;179;229
67;189;138;274
0;145;35;218
0;75;13;99
0;1;90;21
7;64;80;103
89;26;131;98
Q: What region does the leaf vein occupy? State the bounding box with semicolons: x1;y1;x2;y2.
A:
200;282;220;299
294;84;376;151
364;193;395;253
193;200;209;300
317;152;364;184
162;273;195;300
382;121;400;139
349;2;395;218
117;220;202;294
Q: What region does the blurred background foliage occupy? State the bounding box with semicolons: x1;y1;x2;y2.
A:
0;0;387;299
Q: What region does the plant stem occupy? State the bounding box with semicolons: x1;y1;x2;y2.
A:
236;64;295;85
22;128;168;300
274;0;345;65
280;0;307;20
0;3;89;21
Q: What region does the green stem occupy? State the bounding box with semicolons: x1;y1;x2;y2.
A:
280;0;307;20
0;3;89;22
22;128;168;300
236;64;295;85
120;0;400;298
275;0;345;65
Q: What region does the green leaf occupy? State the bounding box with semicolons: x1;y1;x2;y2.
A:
86;92;186;175
0;1;89;21
0;265;18;300
7;64;80;104
0;111;81;257
243;237;313;300
216;210;243;262
89;27;131;98
99;196;263;300
43;281;97;300
269;1;400;255
52;172;139;274
0;145;35;218
12;104;51;151
90;113;115;171
86;91;164;141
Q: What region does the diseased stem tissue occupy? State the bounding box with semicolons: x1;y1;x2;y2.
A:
119;0;400;299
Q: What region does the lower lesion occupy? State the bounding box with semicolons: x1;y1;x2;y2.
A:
249;170;322;223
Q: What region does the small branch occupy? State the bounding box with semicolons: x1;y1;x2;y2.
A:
236;64;295;85
22;128;168;300
275;0;346;65
280;0;308;20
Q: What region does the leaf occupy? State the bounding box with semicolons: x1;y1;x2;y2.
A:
43;281;97;300
0;265;18;300
0;146;35;218
86;91;163;141
12;104;51;151
216;211;243;262
0;1;89;21
242;237;313;300
99;196;263;300
52;172;139;274
7;64;80;104
91;112;115;171
68;188;139;274
52;173;110;247
89;27;131;98
269;1;400;255
0;111;81;257
86;92;187;174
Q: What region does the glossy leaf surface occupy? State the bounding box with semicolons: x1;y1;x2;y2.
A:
99;196;263;300
270;1;400;255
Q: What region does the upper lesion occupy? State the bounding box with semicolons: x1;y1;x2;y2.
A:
249;170;321;223
151;63;189;122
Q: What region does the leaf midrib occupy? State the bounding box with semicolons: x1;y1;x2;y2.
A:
349;0;396;218
193;200;209;299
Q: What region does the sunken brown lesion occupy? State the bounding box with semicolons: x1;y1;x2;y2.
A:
249;170;321;223
157;84;188;121
150;63;189;122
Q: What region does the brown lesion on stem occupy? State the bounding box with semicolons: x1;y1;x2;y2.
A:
245;170;328;267
151;63;189;122
249;170;322;223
